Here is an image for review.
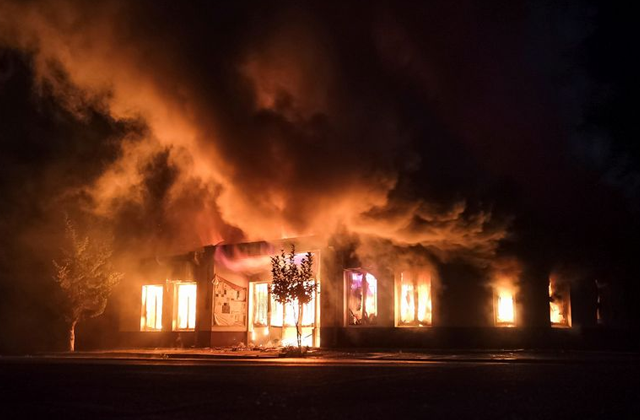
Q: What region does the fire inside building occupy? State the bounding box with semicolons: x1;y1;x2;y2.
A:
112;235;629;350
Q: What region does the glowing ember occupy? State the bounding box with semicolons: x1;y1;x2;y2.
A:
141;285;163;331
175;283;197;330
495;288;515;326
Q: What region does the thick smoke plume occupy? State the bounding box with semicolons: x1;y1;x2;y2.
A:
4;1;639;351
0;0;505;259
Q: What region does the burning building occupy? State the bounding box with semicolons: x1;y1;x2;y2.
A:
112;235;616;350
0;0;639;357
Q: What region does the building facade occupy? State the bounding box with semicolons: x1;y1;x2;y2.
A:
115;237;628;350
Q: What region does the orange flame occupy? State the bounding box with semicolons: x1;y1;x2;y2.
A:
140;284;163;331
495;287;515;326
174;283;197;330
549;278;571;327
398;271;432;326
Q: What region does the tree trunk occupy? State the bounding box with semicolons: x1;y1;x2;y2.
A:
296;302;303;349
68;320;77;352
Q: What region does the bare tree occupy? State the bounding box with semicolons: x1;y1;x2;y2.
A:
53;216;123;351
270;245;316;350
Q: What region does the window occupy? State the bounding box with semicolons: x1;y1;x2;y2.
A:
174;282;196;330
251;282;316;328
270;296;285;327
250;281;318;347
494;287;516;327
345;270;378;326
141;285;163;331
397;271;432;327
549;279;571;328
300;294;316;327
271;294;315;327
253;283;269;327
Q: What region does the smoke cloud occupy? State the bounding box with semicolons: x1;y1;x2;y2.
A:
2;1;639;351
0;0;505;259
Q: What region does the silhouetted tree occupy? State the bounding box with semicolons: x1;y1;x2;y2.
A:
270;245;316;350
53;216;123;351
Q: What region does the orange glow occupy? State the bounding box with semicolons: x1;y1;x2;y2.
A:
269;290;315;327
214;245;273;275
0;1;509;264
141;285;163;331
495;287;515;326
270;298;284;327
253;283;269;327
364;273;378;320
250;281;318;347
398;272;432;326
549;299;563;324
346;270;378;325
549;279;571;327
174;283;196;330
280;328;314;347
300;292;316;327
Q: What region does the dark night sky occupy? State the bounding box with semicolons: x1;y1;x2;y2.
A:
0;0;639;351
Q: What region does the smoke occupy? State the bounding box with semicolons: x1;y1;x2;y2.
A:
0;0;506;261
5;1;639;350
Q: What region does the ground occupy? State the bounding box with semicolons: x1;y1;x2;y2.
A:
1;351;639;419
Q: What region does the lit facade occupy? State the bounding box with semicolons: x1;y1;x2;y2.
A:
113;237;618;350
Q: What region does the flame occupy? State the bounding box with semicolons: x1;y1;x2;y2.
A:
214;245;273;275
253;283;269;326
549;278;571;327
175;283;197;330
346;270;378;325
270;292;315;327
0;0;509;264
495;288;515;326
549;284;564;324
364;273;378;319
401;283;416;322
399;272;432;326
250;281;317;347
141;284;163;331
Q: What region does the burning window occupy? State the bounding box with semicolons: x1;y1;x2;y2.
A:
345;270;378;326
494;287;516;327
549;279;571;328
251;282;316;328
270;295;315;327
141;284;163;331
397;271;432;327
173;282;196;330
270;297;285;327
249;281;318;347
300;293;316;326
253;283;269;327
